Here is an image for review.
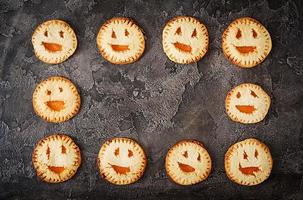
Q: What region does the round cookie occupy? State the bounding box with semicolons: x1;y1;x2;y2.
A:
162;16;209;64
97;17;145;64
97;137;147;185
222;17;272;68
32;19;77;64
165;140;212;185
225;138;273;186
32;76;81;123
32;134;81;183
225;83;271;124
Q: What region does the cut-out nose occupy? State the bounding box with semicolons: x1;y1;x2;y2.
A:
48;166;65;174
110;44;130;52
42;42;62;52
178;162;195;173
235;46;256;54
46;101;65;111
236;105;256;114
173;42;192;53
110;164;130;175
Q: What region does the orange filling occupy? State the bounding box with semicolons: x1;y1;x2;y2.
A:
110;44;130;52
111;164;130;175
46;101;65;111
42;42;62;52
48;166;65;174
173;42;192;53
178;162;195;173
236;105;256;114
235;46;256;54
239;164;260;176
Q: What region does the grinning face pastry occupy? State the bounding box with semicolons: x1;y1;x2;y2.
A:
97;17;145;64
163;16;209;64
32;20;77;64
32;76;81;123
97;138;147;185
225;138;273;186
222;17;272;68
165;140;212;185
225;83;271;124
32;134;81;183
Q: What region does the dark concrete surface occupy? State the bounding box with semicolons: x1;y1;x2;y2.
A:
0;0;303;199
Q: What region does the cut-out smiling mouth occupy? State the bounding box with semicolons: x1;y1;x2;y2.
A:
235;46;256;54
239;163;260;176
178;162;195;173
110;44;130;52
110;164;130;175
173;42;192;53
48;166;65;174
46;101;65;111
236;105;256;114
42;42;62;52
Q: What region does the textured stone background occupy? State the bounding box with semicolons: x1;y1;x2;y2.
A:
0;0;303;199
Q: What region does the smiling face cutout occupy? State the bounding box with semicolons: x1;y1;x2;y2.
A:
222;17;272;68
33;76;81;123
163;16;209;64
32;20;77;64
225;83;271;124
32;134;81;183
97;17;145;64
165;140;212;185
98;138;147;185
225;138;273;186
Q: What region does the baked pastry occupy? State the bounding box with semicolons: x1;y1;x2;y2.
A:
32;19;77;64
32;76;81;123
96;17;145;64
162;16;209;64
222;17;272;68
97;137;147;185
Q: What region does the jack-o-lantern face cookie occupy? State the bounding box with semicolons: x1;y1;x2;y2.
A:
32;134;81;183
165;140;212;185
32;20;77;64
225;83;271;124
32;76;81;123
162;16;209;64
97;138;147;185
97;17;145;64
222;17;272;68
225;138;273;186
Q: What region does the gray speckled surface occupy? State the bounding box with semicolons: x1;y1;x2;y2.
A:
0;0;303;199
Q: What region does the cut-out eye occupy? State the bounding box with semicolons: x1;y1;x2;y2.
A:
44;31;48;37
128;149;133;157
59;31;64;38
250;90;258;98
197;153;201;161
59;87;63;92
191;28;197;38
125;29;129;37
46;146;50;159
252;29;257;38
47;90;51;95
236;28;241;39
255;149;258;159
175;27;182;35
243;151;248;160
114;148;119;156
236;92;241;98
182;151;188;158
111;30;117;39
61;145;66;154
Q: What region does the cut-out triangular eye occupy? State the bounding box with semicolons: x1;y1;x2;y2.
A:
255;149;258;159
128;149;133;157
111;30;117;39
59;31;64;38
44;31;48;37
252;29;257;38
236;28;241;39
175;27;182;35
125;29;129;37
191;28;197;38
114;148;119;156
47;90;51;95
61;145;66;154
59;87;63;92
243;151;248;160
237;92;241;98
197;153;201;161
46;146;50;159
250;90;258;98
182;151;188;158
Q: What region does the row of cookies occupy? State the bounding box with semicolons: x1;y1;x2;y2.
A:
33;76;271;124
32;16;272;67
33;134;272;186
